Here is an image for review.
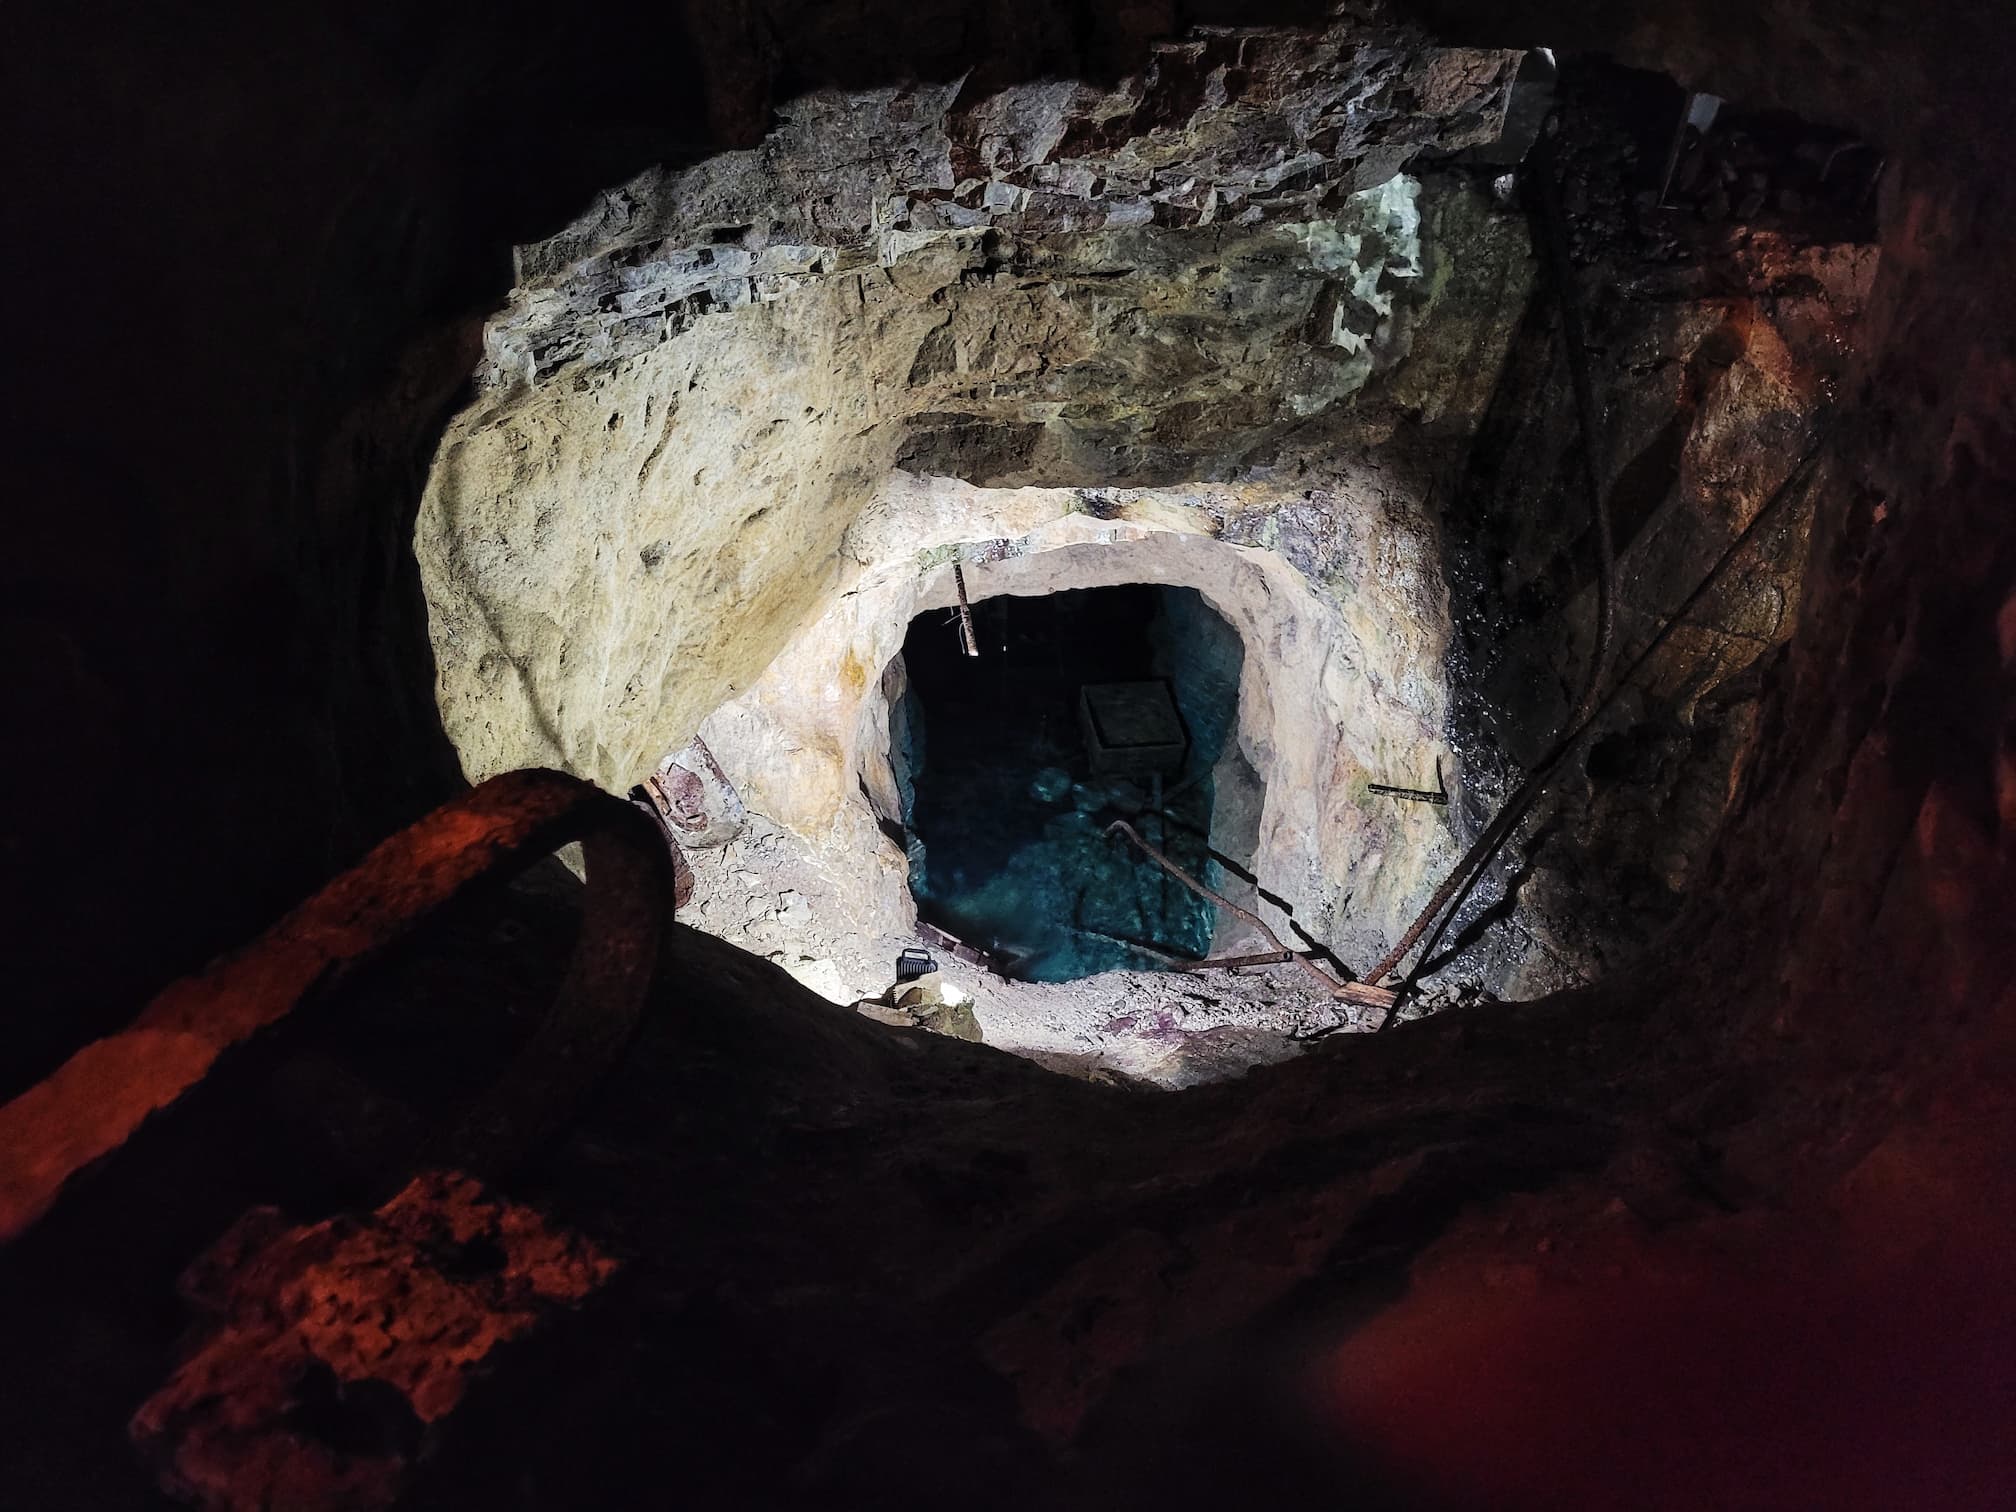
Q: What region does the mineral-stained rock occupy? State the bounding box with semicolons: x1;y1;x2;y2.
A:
491;24;1516;388
857;1002;916;1029
416;18;1515;806
419;184;1466;796
694;472;1461;995
1431;70;1878;996
894;971;985;1042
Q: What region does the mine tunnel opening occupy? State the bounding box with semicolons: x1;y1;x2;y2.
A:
890;582;1251;981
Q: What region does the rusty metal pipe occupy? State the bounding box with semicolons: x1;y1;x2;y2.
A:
0;770;674;1245
1105;819;1355;1001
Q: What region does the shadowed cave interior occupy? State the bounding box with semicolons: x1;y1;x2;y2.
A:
3;3;2015;1509
897;583;1246;980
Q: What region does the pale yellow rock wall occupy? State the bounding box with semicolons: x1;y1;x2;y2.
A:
417;269;939;790
416;200;1447;795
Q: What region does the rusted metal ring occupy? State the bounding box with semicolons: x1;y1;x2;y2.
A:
0;769;674;1244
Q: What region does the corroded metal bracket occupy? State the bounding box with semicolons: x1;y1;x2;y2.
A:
1178;949;1295;971
1368;758;1449;805
0;769;675;1244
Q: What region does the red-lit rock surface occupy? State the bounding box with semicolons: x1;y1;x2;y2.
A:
131;1172;617;1511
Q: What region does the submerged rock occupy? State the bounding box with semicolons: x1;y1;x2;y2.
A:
1030;767;1072;804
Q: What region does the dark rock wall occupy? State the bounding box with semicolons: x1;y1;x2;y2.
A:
1421;63;1876;996
1705;148;2016;1123
3;6;506;1085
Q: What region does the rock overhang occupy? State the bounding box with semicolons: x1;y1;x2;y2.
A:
413;33;1869;1043
419;168;1510;798
411;18;1535;1054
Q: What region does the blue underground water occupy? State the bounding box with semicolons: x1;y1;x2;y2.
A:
895;583;1244;981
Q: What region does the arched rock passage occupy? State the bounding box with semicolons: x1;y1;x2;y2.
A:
411;46;1862;1079
680;472;1457;1082
15;0;2016;1502
891;581;1252;982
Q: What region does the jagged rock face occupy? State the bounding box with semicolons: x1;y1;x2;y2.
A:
421;204;1445;801
417;41;1869;1010
13;0;2016;1502
1425;75;1877;998
484;28;1518;386
685;469;1457;1053
418;21;1516;800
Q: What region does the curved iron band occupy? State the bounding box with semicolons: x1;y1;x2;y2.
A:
0;770;674;1245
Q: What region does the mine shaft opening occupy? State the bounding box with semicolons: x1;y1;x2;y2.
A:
890;581;1251;982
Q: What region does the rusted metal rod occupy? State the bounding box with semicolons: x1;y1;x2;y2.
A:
1367;758;1447;805
953;562;980;657
1104;819;1355;1001
1137;805;1352;973
1366;783;1449;805
1069;924;1193;967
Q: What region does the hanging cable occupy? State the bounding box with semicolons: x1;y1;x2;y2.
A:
1359;123;1617;994
1531;122;1617;727
1364;425;1831;1001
